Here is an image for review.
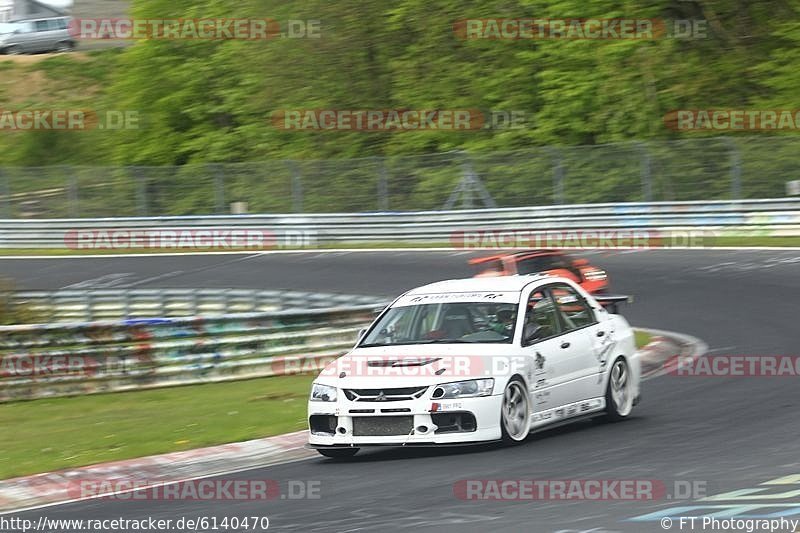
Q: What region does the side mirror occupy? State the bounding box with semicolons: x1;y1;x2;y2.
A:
572;258;589;266
357;328;368;341
522;324;543;346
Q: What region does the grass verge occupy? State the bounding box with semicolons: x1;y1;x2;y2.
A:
634;329;653;349
0;235;798;256
0;374;315;480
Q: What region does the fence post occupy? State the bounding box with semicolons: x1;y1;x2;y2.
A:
637;142;653;202
724;138;742;200
64;166;78;218
376;157;389;211
286;161;303;212
0;168;10;218
548;148;565;204
131;167;149;216
211;163;226;214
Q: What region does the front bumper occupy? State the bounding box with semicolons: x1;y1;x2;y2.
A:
308;392;504;446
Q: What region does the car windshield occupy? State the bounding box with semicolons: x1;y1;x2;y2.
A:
360;301;518;346
516;255;572;275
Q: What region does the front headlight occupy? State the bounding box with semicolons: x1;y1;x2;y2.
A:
432;379;494;399
310;383;337;402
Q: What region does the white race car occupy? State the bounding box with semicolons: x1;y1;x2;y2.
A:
308;275;639;458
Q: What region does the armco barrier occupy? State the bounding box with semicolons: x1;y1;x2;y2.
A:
0;304;386;402
0;198;799;249
12;289;387;322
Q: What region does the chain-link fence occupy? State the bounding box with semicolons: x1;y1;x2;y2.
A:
1;136;798;218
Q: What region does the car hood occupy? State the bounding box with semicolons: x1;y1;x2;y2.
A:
314;343;517;389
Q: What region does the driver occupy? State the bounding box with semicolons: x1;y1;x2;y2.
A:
490;308;516;335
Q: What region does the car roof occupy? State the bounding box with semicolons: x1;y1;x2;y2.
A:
405;274;553;295
468;249;564;265
10;16;69;22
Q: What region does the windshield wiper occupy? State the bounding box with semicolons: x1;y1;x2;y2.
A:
414;339;473;344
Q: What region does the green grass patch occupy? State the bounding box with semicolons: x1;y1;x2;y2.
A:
0;374;315;480
634;329;652;349
0;234;797;257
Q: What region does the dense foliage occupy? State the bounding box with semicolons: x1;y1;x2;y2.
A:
1;0;797;165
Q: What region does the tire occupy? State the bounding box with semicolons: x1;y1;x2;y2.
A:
605;357;634;421
4;46;21;55
500;377;530;444
56;41;74;53
316;447;359;458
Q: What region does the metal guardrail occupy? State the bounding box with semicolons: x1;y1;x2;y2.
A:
0;198;798;249
0;304;387;402
12;289;387;322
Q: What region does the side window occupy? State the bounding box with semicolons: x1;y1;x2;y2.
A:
35;20;50;32
56;18;68;30
47;19;62;30
549;284;596;332
522;289;561;343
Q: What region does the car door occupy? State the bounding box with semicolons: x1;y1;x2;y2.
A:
518;286;564;424
547;283;604;405
11;21;34;52
32;19;53;51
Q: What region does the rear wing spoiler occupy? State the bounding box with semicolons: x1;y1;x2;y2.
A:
594;294;633;314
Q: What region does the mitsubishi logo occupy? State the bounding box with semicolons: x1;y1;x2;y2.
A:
376;391;387;401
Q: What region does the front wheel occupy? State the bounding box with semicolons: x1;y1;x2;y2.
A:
316;447;359;458
500;377;530;444
605;357;633;421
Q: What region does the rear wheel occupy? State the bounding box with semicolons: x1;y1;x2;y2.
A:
605;357;633;421
500;378;530;444
316;447;359;458
4;46;21;55
56;41;74;53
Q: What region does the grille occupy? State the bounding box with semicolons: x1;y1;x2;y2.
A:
352;416;413;436
344;387;428;402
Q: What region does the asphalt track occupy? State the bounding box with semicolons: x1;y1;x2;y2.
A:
2;249;800;533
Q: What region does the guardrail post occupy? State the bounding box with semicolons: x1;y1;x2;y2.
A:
376;157;389;211
286;161;303;213
0;167;10;218
724;138;742;199
637;142;653;202
84;292;93;321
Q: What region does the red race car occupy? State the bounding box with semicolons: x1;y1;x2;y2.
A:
469;249;609;294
